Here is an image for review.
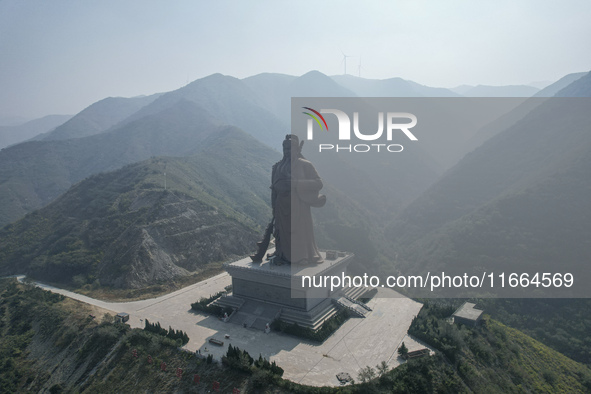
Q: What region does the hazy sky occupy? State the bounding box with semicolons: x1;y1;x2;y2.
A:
1;0;590;119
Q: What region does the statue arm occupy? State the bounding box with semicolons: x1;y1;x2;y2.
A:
296;161;323;192
295;160;326;208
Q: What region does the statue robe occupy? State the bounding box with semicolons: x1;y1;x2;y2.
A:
272;155;325;265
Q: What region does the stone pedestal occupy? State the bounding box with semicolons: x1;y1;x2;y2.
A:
217;251;355;330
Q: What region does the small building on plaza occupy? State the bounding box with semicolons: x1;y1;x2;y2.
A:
452;302;483;326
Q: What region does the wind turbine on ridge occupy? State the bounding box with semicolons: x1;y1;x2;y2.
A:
341;50;354;75
358;56;363;77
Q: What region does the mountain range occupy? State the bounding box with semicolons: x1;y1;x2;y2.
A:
452;84;540;97
37;94;162;141
386;71;591;266
333;74;460;97
0;70;507;229
387;96;591;275
0;69;589;286
0;114;72;149
534;72;587;97
0;99;227;226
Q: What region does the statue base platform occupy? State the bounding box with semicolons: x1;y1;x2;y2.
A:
214;251;364;331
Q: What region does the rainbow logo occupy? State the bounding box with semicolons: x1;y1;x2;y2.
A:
302;107;329;131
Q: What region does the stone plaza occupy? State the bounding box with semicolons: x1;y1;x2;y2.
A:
24;270;424;387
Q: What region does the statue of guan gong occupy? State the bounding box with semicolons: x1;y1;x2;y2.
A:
251;134;326;265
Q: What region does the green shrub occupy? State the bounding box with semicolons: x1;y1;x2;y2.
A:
143;319;189;345
190;291;233;317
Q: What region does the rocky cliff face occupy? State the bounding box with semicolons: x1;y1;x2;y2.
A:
97;190;258;288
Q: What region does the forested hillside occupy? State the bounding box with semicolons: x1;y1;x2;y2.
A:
0;127;279;288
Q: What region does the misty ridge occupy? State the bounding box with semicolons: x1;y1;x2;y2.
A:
0;69;590;285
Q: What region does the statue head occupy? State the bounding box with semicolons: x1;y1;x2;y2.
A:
282;134;303;158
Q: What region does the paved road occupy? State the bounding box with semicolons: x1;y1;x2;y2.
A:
15;272;422;387
16;272;231;316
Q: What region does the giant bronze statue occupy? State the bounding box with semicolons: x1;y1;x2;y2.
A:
251;134;326;265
